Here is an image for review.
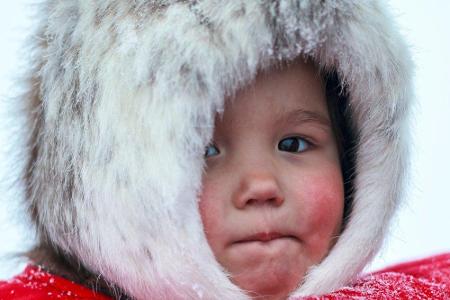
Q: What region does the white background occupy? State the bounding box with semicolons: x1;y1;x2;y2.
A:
1;1;449;279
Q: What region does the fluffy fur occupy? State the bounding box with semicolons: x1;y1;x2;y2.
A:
21;0;413;299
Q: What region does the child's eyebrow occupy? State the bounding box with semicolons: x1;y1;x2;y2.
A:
278;108;331;130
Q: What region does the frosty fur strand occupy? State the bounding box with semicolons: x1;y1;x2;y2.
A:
22;1;413;299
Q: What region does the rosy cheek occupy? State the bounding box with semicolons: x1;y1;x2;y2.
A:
299;172;344;256
198;188;215;231
198;184;223;249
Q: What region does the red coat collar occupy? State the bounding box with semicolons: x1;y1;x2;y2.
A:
0;265;111;299
1;253;449;299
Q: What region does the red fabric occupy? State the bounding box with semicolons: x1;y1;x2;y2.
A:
0;265;110;300
301;253;450;300
1;253;449;299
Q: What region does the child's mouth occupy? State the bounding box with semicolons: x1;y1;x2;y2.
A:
235;232;297;243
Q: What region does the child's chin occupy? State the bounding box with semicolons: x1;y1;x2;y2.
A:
227;254;305;299
231;266;303;299
219;237;307;297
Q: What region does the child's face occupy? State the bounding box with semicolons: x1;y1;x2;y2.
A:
199;60;344;299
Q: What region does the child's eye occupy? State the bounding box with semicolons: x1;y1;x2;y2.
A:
204;143;220;158
278;136;310;153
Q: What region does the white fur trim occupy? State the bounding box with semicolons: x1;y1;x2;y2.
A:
24;1;413;299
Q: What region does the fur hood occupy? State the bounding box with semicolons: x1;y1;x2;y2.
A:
22;1;413;299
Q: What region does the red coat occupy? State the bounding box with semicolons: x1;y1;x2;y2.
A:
1;253;449;300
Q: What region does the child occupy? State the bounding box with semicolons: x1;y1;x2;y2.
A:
198;59;348;299
0;1;449;299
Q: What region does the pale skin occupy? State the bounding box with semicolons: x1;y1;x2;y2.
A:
199;60;344;299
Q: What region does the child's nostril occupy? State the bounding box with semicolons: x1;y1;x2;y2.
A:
244;196;284;207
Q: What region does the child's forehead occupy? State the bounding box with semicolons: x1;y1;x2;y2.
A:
216;60;329;127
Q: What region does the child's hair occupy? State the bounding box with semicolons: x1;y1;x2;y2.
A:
325;72;357;227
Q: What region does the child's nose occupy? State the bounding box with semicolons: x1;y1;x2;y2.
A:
232;171;284;209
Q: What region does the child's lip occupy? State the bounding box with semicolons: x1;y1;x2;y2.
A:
235;232;297;243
